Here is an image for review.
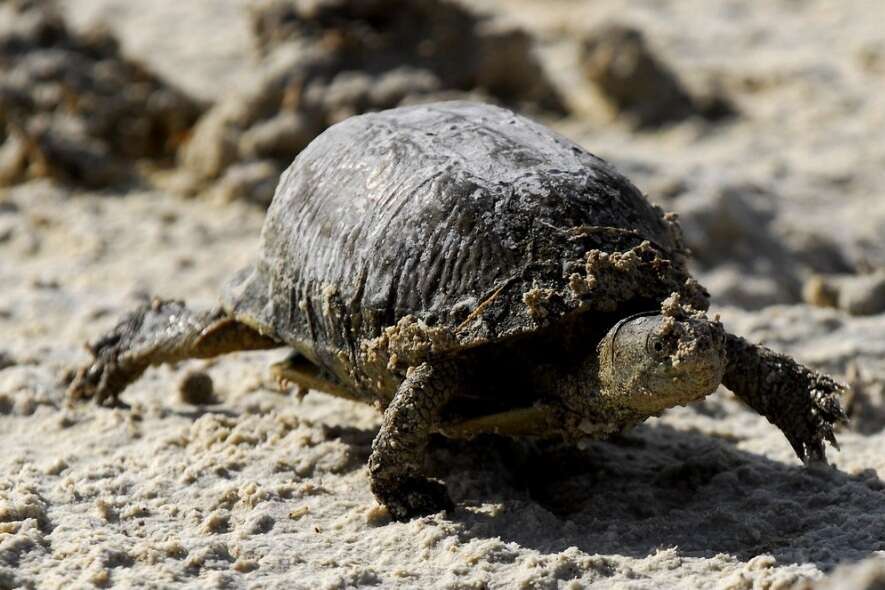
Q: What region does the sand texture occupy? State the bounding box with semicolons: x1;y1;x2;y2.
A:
1;0;884;587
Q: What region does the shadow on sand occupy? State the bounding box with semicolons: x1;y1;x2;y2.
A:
414;423;885;571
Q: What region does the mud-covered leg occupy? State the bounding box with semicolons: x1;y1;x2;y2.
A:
69;298;280;406
723;333;847;463
368;362;459;521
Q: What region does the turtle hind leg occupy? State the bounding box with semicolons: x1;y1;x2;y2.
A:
722;333;847;463
69;298;280;406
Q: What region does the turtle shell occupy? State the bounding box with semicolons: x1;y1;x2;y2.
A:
224;101;701;378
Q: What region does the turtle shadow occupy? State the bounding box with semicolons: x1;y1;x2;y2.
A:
431;423;885;571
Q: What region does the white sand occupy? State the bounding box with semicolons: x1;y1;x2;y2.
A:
2;0;884;587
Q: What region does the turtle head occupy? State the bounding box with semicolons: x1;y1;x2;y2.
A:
596;308;726;416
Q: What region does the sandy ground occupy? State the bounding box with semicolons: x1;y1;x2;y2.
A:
2;0;885;588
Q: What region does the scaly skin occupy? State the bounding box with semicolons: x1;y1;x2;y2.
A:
68;298;279;406
723;334;847;463
368;362;461;521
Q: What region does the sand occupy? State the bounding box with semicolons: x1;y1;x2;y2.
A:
2;0;884;588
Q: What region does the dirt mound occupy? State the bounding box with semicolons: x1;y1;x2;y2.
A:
248;0;564;113
178;0;565;205
581;23;734;128
0;0;204;188
658;176;852;308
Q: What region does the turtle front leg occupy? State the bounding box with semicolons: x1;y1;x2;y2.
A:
722;333;847;463
69;298;280;406
368;362;460;521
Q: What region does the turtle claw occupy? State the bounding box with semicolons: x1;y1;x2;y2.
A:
790;378;848;465
67;303;156;407
824;427;840;451
785;433;824;466
757;369;847;466
803;441;828;466
68;345;130;407
813;384;849;425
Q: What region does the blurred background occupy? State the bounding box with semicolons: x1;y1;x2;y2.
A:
2;0;885;587
4;0;885;306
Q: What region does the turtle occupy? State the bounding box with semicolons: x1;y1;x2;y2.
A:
68;101;846;521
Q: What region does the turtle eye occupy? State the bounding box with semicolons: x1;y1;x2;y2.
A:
646;333;667;357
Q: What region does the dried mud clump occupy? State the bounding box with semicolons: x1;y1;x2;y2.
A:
361;315;457;372
581;23;734;128
179;0;565;205
0;0;204;188
568;241;709;313
657;293;721;366
178;370;216;405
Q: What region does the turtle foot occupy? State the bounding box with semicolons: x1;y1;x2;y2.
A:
783;373;848;465
372;477;454;522
68;302;158;406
